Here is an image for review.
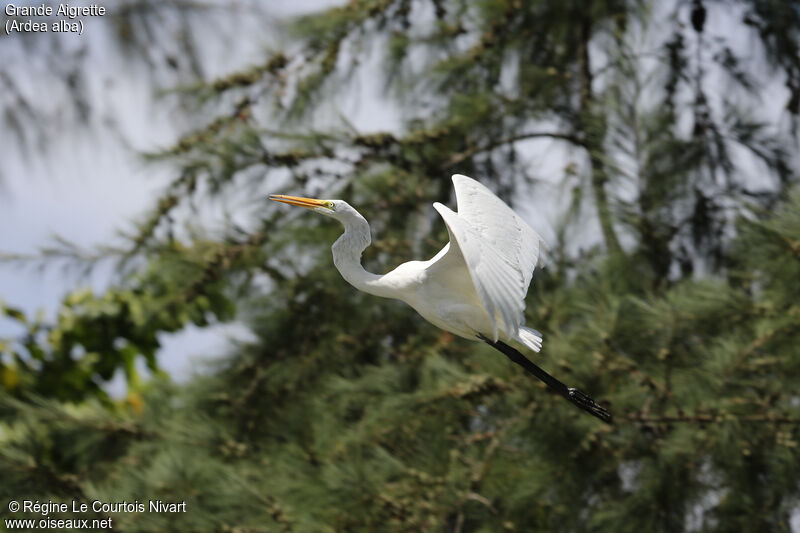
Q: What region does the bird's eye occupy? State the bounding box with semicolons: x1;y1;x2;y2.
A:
326;201;335;210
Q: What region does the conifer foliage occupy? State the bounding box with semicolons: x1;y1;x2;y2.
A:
2;1;799;531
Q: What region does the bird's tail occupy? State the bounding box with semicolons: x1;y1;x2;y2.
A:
514;326;543;353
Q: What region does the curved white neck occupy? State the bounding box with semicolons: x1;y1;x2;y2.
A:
331;214;395;299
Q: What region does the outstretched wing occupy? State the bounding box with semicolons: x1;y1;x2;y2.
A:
451;174;543;294
429;175;544;341
432;202;523;341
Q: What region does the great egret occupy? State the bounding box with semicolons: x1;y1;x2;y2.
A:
269;174;611;423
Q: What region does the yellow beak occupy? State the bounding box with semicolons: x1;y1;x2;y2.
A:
268;194;330;210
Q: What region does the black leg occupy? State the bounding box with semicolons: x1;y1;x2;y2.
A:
479;335;612;424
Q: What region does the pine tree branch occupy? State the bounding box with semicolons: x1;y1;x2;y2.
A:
609;349;685;414
578;11;623;255
9;461;119;529
628;366;684;415
2;397;151;438
441;131;582;170
451;403;537;532
722;310;800;384
626;413;800;424
227;472;294;532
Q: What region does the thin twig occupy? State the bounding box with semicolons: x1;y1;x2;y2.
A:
627;413;800;424
442;131;581;170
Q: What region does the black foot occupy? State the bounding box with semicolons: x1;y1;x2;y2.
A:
567;388;612;424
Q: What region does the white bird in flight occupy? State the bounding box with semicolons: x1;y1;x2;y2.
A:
270;174;611;422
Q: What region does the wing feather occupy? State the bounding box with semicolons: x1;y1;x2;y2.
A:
433;202;525;341
429;175;544;341
451;174;543;294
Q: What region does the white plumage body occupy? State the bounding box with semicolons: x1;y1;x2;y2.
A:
314;174;545;352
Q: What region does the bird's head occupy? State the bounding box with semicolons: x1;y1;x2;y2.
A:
269;193;371;251
268;194;360;222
